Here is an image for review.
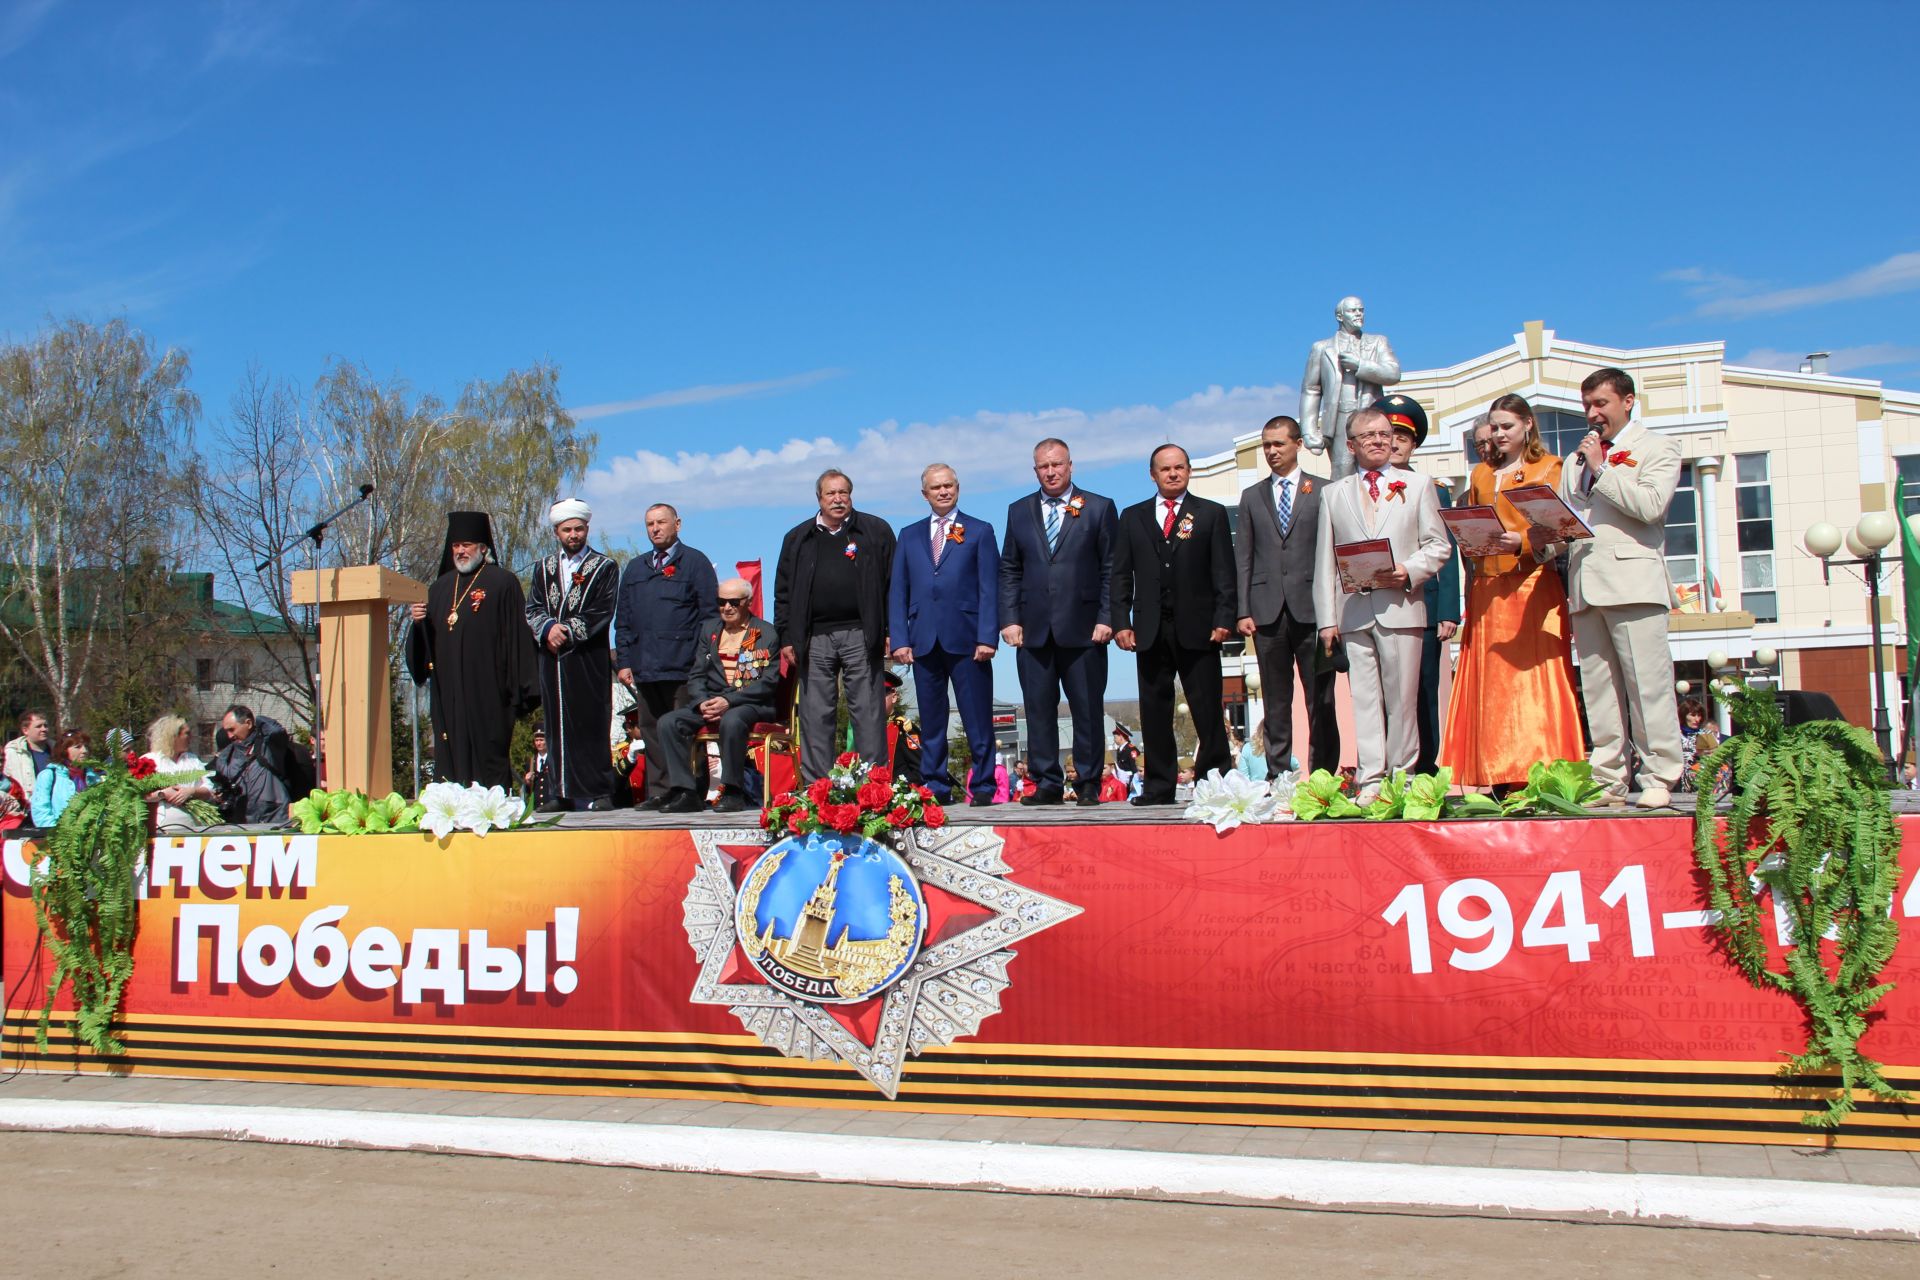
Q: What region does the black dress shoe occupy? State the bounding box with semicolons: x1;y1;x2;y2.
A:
1020;789;1064;806
661;790;702;814
1075;790;1101;806
1131;793;1175;807
712;790;747;813
635;795;669;812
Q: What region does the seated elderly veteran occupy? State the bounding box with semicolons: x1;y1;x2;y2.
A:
655;577;783;813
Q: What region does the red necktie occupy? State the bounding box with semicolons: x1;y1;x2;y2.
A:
1365;470;1381;501
1162;498;1177;537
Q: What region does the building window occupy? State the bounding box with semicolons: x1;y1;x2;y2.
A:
197;721;217;754
1898;455;1920;517
196;658;213;692
231;660;250;691
1665;461;1701;592
1735;453;1777;623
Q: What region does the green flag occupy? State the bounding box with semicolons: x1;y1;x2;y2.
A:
1900;473;1920;676
1897;474;1920;760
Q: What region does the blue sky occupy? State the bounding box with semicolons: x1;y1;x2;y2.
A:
4;1;1918;695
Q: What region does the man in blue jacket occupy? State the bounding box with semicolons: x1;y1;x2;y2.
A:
889;462;1000;805
999;438;1117;806
614;503;719;808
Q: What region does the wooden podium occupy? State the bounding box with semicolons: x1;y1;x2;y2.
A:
290;565;427;797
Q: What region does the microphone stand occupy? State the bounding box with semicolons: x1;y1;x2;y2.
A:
257;487;376;756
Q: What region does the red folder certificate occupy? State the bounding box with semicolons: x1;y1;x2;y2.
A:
1334;539;1397;593
1438;505;1510;557
1503;484;1595;541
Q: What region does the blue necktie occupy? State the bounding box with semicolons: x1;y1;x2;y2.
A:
1045;498;1062;552
1275;477;1292;535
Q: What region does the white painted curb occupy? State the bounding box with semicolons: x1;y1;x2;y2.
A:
1;1099;1915;1237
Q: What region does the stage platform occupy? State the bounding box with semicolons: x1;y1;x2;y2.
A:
5;809;1918;1151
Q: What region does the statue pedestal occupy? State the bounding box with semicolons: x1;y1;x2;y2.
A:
290;566;427;797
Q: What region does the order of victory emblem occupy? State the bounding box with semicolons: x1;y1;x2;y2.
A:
683;826;1080;1096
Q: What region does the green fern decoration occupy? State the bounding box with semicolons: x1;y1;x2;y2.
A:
28;728;208;1056
1690;681;1907;1128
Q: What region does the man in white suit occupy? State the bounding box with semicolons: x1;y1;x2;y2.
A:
1550;367;1684;809
1314;406;1452;802
1299;296;1401;482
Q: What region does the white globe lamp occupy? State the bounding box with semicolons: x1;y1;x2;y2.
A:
1804;522;1844;559
1856;511;1898;552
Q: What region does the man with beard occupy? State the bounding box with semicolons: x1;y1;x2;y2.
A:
406;511;541;787
526;498;619;810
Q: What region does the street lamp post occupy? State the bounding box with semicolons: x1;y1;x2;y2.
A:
1804;515;1899;778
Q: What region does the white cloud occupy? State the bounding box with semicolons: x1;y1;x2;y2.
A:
200;0;317;71
569;368;845;422
1687;251;1920;319
581;381;1297;525
1732;343;1920;375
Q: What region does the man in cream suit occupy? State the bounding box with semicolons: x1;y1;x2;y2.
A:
1314;406;1452;802
1299;296;1401;482
1552;367;1684;809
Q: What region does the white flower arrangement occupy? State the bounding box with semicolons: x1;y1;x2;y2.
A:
418;781;528;839
1182;768;1294;833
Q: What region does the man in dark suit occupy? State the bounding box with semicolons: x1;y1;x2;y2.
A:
889;462;1001;805
775;469;897;781
614;503;719;807
1113;444;1236;804
1383;395;1461;775
1236;415;1339;775
998;437;1117;806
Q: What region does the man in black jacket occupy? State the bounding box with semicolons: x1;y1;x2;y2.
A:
1112;444;1236;804
655;579;783;812
774;469;897;781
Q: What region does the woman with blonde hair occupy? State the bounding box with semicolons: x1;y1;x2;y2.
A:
143;714;215;831
1439;394;1584;789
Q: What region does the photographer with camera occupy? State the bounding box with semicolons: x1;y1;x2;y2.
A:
210;704;311;826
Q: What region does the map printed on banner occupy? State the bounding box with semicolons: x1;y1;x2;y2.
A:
682;825;1081;1097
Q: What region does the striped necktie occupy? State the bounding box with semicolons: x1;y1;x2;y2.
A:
932;515;948;565
1045;498;1062;552
1275;477;1292;535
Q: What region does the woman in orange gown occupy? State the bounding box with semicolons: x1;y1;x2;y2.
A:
1440;394;1585;788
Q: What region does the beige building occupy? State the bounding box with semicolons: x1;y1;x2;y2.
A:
1193;321;1920;747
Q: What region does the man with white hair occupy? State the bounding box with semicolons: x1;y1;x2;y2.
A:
527;498;619;810
405;510;541;787
655;577;783;812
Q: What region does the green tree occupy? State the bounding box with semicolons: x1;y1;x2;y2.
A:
446;362;595;575
0;318;199;731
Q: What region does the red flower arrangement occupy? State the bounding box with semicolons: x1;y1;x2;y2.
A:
571;570;586;587
762;751;946;840
661;564;677;579
125;753;156;780
1608;451;1636;467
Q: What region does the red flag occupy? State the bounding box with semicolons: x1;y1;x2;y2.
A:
736;559;763;618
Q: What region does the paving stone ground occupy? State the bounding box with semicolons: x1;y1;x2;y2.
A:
2;1069;1915;1188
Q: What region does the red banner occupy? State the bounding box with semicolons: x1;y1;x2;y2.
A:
4;817;1916;1144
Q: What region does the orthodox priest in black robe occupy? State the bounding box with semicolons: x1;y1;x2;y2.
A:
405;511;541;788
525;497;618;809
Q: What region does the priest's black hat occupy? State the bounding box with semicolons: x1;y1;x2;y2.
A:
439;510;498;577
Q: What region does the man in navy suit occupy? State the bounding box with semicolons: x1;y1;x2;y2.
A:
999;438;1117;806
890;463;1001;805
